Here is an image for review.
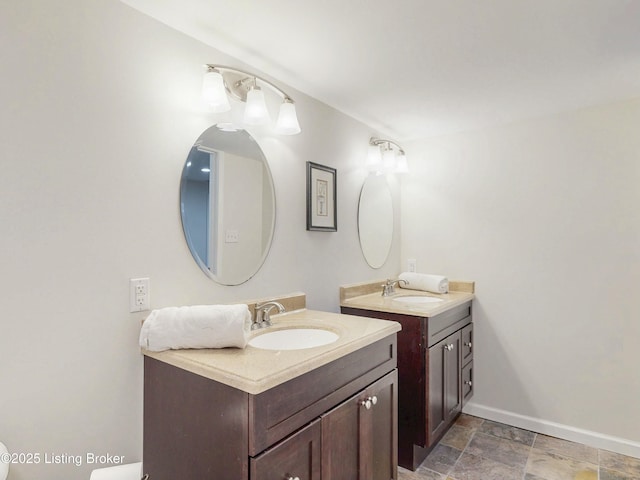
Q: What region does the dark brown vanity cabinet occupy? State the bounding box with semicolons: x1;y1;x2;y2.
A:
143;335;398;480
341;302;473;470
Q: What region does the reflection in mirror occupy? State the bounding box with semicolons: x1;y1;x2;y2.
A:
358;175;393;268
180;125;276;285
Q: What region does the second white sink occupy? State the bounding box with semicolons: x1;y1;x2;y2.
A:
249;328;339;351
392;295;444;305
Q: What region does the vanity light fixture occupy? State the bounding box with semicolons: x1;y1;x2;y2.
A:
202;65;301;135
367;137;409;174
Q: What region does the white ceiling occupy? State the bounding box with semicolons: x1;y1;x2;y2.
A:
122;0;640;141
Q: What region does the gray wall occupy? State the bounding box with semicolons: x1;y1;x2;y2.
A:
0;1;400;478
402;98;640;456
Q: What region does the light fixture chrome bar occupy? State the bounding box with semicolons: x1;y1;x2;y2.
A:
205;64;294;103
202;64;301;135
369;137;405;154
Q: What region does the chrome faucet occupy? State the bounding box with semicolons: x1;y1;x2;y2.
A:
381;278;409;297
252;301;285;330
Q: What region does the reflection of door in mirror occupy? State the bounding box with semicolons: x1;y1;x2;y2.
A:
182;146;218;273
180;125;276;285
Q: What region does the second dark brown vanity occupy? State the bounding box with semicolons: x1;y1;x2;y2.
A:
340;281;475;470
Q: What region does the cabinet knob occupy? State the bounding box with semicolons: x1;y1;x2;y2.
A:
465;380;472;387
444;344;454;351
287;476;300;480
360;395;378;409
360;395;378;410
465;341;472;348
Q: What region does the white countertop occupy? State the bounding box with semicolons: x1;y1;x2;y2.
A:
142;308;401;395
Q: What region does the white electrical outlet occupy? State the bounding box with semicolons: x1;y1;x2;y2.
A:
130;277;150;312
407;259;417;273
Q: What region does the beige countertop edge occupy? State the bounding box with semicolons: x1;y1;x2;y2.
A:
341;289;475;317
339;279;475;302
142;309;401;395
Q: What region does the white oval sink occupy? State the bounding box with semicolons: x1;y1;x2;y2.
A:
392;295;444;305
249;328;339;351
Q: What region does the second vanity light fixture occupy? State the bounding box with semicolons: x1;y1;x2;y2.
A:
202;64;301;135
367;137;409;174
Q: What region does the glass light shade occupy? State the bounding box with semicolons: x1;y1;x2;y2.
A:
275;101;301;135
202;70;230;112
243;86;270;125
367;144;383;172
395;152;409;173
382;148;397;172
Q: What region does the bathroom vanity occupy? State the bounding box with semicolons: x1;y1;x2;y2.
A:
340;281;475;470
142;294;401;480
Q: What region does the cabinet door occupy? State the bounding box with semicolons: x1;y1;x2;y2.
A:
370;370;398;480
321;370;398;480
250;419;321;480
428;331;461;444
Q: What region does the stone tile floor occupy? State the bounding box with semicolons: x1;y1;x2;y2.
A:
398;414;640;480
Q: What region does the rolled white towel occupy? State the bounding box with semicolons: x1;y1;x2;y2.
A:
139;304;251;352
398;272;449;294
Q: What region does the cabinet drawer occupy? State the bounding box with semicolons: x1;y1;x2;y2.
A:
251;420;321;480
461;323;473;365
462;361;473;405
427;303;472;347
249;336;397;455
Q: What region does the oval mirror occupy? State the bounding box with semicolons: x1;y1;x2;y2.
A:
180;125;276;285
358;175;393;268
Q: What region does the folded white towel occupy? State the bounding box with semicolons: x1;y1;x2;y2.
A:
398;272;449;294
139;304;251;352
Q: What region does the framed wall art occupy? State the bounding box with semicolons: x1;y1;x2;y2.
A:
306;161;337;232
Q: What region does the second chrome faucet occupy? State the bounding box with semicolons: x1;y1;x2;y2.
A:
381;278;409;297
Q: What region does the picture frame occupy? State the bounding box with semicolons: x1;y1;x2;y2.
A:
306;161;337;232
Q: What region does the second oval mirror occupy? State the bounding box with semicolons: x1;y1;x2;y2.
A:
180;125;276;285
358;175;393;268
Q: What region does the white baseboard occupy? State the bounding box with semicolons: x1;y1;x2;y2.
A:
463;402;640;459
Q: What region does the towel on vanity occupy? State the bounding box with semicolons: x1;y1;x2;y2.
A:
398;272;449;294
139;304;251;352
